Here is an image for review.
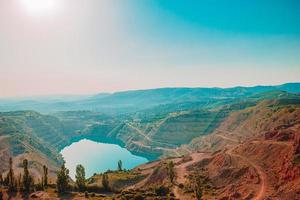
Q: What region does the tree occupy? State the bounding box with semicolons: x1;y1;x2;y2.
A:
102;173;109;191
8;157;16;192
23;159;33;193
43;165;48;188
56;164;69;193
167;161;175;184
75;164;86;192
117;160;122;171
35;178;44;191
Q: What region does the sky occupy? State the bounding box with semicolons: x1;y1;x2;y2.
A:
0;0;300;97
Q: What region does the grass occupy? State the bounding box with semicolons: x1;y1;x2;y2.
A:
88;170;145;192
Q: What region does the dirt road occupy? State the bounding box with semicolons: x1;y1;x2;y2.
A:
173;153;210;200
226;148;267;200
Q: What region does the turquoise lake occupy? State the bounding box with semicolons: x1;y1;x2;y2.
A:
60;139;148;179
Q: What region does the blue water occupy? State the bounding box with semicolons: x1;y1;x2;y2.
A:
60;139;148;179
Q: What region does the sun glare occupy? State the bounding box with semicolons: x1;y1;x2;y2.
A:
20;0;60;15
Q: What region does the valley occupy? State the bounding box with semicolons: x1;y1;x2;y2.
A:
0;83;300;199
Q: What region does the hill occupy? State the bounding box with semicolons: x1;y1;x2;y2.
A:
0;83;299;114
104;96;300;199
0;85;300;199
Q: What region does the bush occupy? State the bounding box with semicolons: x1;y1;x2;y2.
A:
288;107;295;113
35;182;44;191
86;185;102;193
133;193;144;200
155;185;169;196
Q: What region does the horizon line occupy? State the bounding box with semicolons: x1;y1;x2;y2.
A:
1;82;299;100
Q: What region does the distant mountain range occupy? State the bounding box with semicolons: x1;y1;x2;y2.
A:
0;83;299;114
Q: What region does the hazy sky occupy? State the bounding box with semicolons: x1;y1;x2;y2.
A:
1;0;300;97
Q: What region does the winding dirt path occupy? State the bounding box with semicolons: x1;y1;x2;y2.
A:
126;122;177;148
127;123;152;141
215;128;240;143
215;133;240;143
251;140;292;147
131;140;181;156
173;153;210;200
127;160;161;190
226;148;267;200
147;111;188;138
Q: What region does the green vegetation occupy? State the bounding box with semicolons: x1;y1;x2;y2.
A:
167;161;175;184
56;163;69;193
22;159;33;193
75;164;86;192
118;160;123;171
0;158;38;194
102;173;110;191
87;170;145;193
7;157;16;192
118;184;173;200
43;165;48;188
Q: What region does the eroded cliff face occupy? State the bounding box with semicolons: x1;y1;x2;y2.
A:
173;99;300;199
106;98;300;200
281;127;300;181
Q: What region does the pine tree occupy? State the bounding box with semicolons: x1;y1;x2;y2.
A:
75;164;86;192
22;159;33;193
56;163;69;193
117;160;122;171
102;173;109;191
43;165;48;188
167;161;175;184
8;157;16;192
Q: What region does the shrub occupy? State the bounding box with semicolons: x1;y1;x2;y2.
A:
133;193;144;200
102;173;110;191
155;185;169;196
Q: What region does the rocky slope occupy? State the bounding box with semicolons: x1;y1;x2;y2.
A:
87;95;300;199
